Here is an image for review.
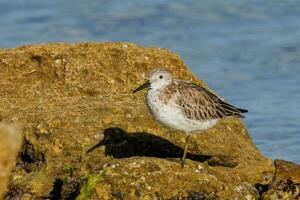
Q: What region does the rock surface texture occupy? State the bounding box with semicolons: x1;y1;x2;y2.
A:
0;42;282;199
262;160;300;200
0;123;23;199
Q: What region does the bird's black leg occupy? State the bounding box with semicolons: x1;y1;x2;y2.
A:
181;133;191;168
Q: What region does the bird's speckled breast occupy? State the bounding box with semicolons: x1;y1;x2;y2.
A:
147;89;170;115
146;88;185;130
146;89;167;120
146;88;218;133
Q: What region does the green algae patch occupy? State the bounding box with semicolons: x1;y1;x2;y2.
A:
61;164;76;181
76;170;105;200
63;164;76;174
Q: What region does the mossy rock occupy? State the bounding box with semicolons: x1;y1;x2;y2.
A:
0;42;275;199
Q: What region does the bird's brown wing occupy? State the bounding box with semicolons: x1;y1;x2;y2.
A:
174;80;246;121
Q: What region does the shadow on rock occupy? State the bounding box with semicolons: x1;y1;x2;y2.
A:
87;127;211;163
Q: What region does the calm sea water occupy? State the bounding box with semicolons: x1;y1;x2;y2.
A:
1;0;299;163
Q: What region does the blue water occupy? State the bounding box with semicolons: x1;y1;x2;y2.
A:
1;0;299;163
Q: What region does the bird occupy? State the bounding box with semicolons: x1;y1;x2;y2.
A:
132;68;248;167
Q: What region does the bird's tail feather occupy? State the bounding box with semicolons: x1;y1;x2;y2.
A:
237;108;248;113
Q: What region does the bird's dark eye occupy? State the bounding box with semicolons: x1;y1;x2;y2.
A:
159;75;163;79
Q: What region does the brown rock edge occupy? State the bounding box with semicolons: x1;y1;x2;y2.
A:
0;42;297;199
0;123;23;199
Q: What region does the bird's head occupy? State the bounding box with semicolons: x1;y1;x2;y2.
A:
133;68;172;93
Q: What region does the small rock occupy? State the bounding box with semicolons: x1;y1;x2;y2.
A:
262;160;300;199
35;122;50;137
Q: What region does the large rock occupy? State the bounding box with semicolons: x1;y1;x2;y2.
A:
0;42;274;199
0;123;23;199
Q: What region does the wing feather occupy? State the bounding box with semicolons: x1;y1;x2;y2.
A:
174;80;247;120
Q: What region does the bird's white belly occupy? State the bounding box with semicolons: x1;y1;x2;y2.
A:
146;90;218;133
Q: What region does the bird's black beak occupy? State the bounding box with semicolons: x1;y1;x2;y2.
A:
132;80;150;93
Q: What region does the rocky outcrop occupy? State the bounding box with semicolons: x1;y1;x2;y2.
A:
0;123;23;199
262;160;300;200
0;42;276;199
